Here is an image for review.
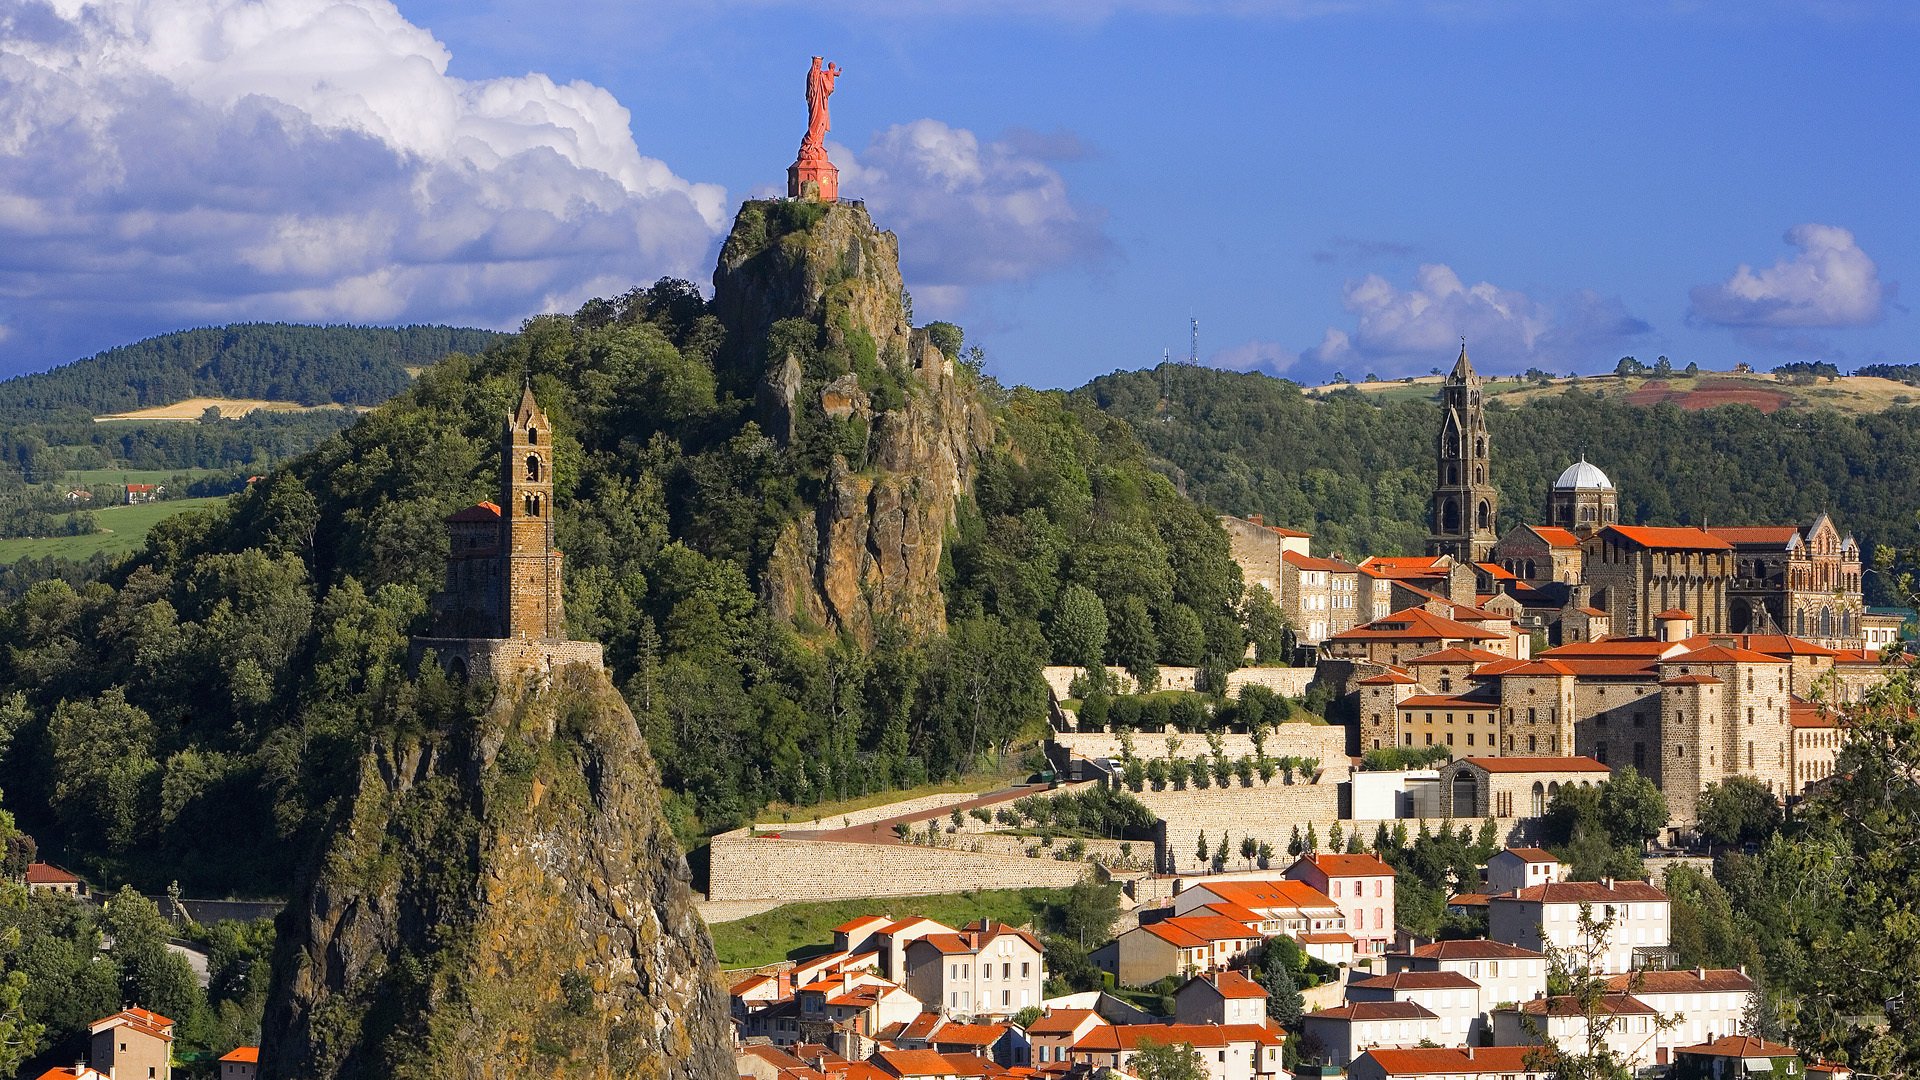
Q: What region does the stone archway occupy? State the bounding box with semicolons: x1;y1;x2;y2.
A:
1451;771;1480;817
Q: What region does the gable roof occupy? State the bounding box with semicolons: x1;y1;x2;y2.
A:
1307;1001;1437;1022
1181;970;1268;1000
1678;1035;1800;1059
1707;526;1802;547
24;862;81;885
1497;880;1668;903
1283;550;1357;573
1349;971;1480;991
1493;847;1559;863
1292;851;1394;878
1601;525;1733;551
219;1047;261;1063
447;501;503;523
1330;607;1506;642
1358;1047;1537;1076
1025;1008;1104;1036
1605;968;1756;994
1405;939;1543;961
1135;915;1265;947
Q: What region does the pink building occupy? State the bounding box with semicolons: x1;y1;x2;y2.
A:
1285;852;1396;954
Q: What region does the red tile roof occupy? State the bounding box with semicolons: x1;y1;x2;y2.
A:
1678;1035;1800;1059
447;500;502;523
1407;646;1506;665
1498;879;1667;903
1497;659;1577;677
1675;644;1790;665
1515;992;1655;1016
1283;550;1357;573
1137;915;1264;947
1655;608;1696;619
1357;670;1419;685
933;1024;1009;1047
1330;607;1506;642
1185;970;1268;999
1186;878;1341;911
1603;525;1734;551
1459;756;1610;774
1477;562;1518;580
1307;1001;1437;1021
1679;634;1840;658
1024;1008;1104;1036
1349;970;1480;991
1293;851;1395;877
1359;1047;1537;1076
1531;526;1583;548
1790;699;1838;729
1605;968;1755;994
1073;1023;1283;1052
875;1050;962;1077
1498;847;1559;862
1707;526;1802;547
835;915;891;933
1405;939;1543;960
1361;556;1452;578
219;1047;261;1063
23;862;81;885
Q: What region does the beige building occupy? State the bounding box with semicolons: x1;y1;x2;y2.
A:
1219;514;1311;601
1348;1046;1538;1080
901;921;1045;1018
1388;938;1547;1015
1491;993;1663;1072
1493;524;1586;587
1323;606;1512;668
1344;971;1481;1043
1302;1002;1438;1068
1284;550;1361;644
1487;878;1670;974
89;1007;174;1080
1174;970;1270;1027
1112;915;1262;988
1067;1023;1286;1080
1606;968;1754;1049
24;862;84;896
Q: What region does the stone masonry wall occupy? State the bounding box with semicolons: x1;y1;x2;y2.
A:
1140;783;1342;873
706;833;1093;902
1053;725;1348;765
1041;666;1318;700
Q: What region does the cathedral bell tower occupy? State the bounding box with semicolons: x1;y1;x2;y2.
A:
1427;344;1500;564
503;385;564;640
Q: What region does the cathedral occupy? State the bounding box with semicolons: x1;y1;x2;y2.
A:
1425;346;1499;564
411;386;604;680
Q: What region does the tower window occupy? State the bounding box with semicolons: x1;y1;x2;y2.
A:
526;494;542;517
526;454;542;481
527;425;539;444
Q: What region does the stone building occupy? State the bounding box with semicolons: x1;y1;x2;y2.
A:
1283;549;1360;644
1579;525;1736;637
1491;525;1585;587
412;387;604;680
1544;457;1619;537
1426;346;1500;564
1710;515;1864;648
1218;514;1310;602
1436;756;1610;819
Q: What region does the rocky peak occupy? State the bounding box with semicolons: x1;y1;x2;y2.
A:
712;199;993;644
259;669;731;1080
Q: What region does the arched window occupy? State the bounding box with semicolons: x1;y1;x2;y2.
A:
527;425;539;445
526;454;542;481
1531;781;1546;818
1444;499;1461;532
525;493;542;517
1820;609;1834;639
1477;501;1491;530
1476;437;1486;457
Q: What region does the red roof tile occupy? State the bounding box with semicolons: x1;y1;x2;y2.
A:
1497;880;1667;903
1349;971;1480;991
1531;527;1583;548
1330;607;1506;642
1678;1035;1799;1059
1307;1001;1437;1021
1293;851;1394;877
1359;1047;1536;1075
1603;525;1734;551
1185;970;1268;999
447;500;502;523
1605;969;1755;994
1396;694;1498;710
1405;939;1543;961
1707;527;1802;547
23;863;80;885
1024;1009;1104;1036
219;1047;260;1063
1283;550;1358;573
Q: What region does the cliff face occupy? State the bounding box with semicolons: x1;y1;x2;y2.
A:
713;200;993;643
260;668;731;1080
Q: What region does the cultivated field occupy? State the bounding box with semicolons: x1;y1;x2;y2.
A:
0;496;229;563
1304;370;1920;416
92;396;354;422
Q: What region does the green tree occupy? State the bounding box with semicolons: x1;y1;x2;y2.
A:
1055;875;1121;948
48;688;158;853
1108;596;1160;690
1131;1038;1209;1080
1598;767;1668;850
1695;776;1782;851
1048;584;1109;668
1252;944;1306;1028
1241;585;1293;665
0;796;45;1075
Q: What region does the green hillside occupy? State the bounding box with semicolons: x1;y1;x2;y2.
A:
1073;364;1920;605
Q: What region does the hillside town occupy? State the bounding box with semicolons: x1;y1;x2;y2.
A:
709;347;1910;1080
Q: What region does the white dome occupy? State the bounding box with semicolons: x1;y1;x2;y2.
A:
1554;458;1613;491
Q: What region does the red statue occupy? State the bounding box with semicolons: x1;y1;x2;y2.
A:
789;56;841;201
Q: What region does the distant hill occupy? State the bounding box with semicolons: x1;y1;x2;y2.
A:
1297;367;1920;416
0;322;501;421
1073;363;1920;605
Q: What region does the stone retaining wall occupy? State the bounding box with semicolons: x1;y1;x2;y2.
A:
1053;725;1348;765
750;791;986;832
1140;784;1343;872
707;832;1094;902
1042;666;1317;700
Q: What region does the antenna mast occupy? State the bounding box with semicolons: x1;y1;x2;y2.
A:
1187;316;1199;365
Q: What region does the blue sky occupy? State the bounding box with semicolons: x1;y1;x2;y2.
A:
0;1;1912;388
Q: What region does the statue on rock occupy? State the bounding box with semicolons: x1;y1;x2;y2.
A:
789;55;842;201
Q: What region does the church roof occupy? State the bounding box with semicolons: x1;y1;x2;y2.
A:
1602;525;1734;551
1553;457;1613;491
1449;344;1476;382
447;501;503;523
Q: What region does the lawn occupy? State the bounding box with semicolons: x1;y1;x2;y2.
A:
756;759;1033;828
707;887;1069;970
0;496;229;563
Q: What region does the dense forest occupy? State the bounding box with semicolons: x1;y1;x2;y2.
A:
0;323;499;419
1075;364;1920;604
0;255;1244;905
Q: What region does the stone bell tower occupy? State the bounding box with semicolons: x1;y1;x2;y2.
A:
1427;344;1500;564
503;385;564;640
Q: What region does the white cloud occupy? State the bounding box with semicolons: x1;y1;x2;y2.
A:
1300;264;1650;377
1688;224;1889;329
0;0;727;371
1209;339;1297;374
834;119;1111;302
